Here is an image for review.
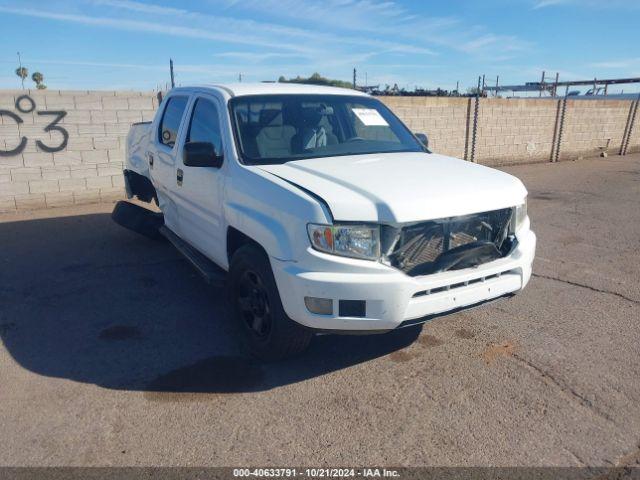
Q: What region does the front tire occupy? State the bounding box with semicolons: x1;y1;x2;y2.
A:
228;245;313;361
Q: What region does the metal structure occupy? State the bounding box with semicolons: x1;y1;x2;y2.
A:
620;99;639;155
553;96;569;162
484;74;640;97
169;58;175;89
470;76;481;162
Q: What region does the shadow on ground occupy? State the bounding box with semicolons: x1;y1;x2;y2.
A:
0;211;420;395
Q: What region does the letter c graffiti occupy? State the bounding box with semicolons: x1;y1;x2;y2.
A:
0;110;27;157
15;95;36;114
0;95;69;156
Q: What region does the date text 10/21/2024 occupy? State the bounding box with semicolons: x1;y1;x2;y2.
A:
232;468;400;478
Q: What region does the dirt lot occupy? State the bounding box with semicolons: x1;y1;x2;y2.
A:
0;154;639;467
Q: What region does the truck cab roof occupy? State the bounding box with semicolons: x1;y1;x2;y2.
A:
169;83;370;98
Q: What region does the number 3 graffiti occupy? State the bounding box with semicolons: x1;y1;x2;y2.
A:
0;95;69;157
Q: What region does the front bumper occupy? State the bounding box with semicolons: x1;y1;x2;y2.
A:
271;226;536;332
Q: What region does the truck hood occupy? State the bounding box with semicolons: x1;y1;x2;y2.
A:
256;152;527;223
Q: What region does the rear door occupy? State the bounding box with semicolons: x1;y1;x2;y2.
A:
149;94;190;232
172;93;226;266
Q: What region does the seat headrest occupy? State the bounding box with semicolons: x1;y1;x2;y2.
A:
259;109;283;126
301;105;333;126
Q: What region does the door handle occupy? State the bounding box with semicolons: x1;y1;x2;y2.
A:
147;152;154;168
176;168;183;186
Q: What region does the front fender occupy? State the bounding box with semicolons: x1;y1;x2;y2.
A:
225;202;294;260
223;163;333;262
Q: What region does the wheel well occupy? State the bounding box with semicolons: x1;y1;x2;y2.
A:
124;170;158;204
227;227;266;264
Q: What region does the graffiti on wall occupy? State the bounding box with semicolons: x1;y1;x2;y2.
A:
0;95;68;156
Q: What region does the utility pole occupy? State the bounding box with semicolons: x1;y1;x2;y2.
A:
17;52;24;90
455;80;459;95
553;72;559;97
169;58;175;89
353;68;357;89
238;73;242;82
495;75;499;97
539;70;545;97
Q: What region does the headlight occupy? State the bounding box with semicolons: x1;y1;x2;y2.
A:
515;198;527;231
307;223;380;260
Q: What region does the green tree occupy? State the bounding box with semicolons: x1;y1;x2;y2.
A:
277;72;354;89
15;67;28;89
32;71;46;90
467;86;485;96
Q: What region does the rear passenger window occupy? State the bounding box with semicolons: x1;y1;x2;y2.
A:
158;96;188;147
187;98;223;155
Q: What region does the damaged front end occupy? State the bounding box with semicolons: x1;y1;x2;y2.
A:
382;207;517;276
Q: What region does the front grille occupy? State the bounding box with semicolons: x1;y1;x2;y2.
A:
412;269;516;297
386;207;515;277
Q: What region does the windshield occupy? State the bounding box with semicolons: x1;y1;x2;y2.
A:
229;94;425;165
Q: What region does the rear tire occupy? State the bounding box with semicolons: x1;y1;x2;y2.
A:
228;244;313;361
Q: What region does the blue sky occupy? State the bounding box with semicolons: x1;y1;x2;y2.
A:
0;0;639;93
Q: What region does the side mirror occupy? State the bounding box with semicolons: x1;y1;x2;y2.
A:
183;142;223;168
415;133;429;149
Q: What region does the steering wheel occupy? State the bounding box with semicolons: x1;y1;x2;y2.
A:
346;136;365;143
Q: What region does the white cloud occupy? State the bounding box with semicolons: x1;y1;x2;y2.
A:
90;0;187;15
533;0;639;8
533;0;567;8
589;58;640;69
212;52;305;61
219;0;530;59
26;59;168;69
0;0;526;67
0;6;318;54
82;0;437;56
0;0;536;89
220;0;412;33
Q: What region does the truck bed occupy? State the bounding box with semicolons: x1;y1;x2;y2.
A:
125;121;152;179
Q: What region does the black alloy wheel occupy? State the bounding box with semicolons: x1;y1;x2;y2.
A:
237;269;272;338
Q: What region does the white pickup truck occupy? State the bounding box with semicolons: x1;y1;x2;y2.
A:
118;83;536;360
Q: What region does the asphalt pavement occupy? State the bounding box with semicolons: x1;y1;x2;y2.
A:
0;154;639;467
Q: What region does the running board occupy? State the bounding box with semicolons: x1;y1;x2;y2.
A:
159;226;226;287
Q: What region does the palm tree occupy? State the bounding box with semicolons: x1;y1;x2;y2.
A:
15;67;28;89
32;72;46;90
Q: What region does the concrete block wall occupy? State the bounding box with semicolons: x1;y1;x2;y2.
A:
1;89;639;212
383;95;638;167
381;96;469;158
0;89;158;212
628;112;640;154
475;98;559;166
617;101;640;155
560;99;632;160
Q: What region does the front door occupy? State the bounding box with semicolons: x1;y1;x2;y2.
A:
150;94;190;233
173;94;226;266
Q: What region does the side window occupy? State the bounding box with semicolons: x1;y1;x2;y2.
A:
186;98;223;155
158;96;188;147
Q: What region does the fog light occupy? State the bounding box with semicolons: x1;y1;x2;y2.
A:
304;297;333;315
